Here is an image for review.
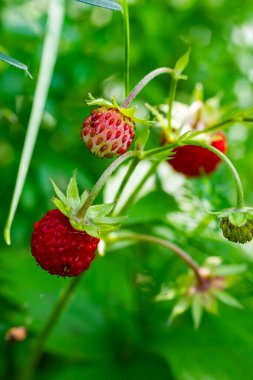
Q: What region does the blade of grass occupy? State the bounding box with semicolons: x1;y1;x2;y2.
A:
4;0;66;245
0;51;33;78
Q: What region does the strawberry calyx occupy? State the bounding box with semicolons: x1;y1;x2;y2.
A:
87;93;154;126
51;170;125;238
211;207;253;244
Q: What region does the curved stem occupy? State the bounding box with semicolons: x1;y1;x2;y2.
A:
121;67;175;108
19;276;81;380
121;0;130;97
116;161;159;215
192;117;253;136
77;150;137;219
186;140;244;209
143;140;245;209
111;156;140;215
107;233;203;285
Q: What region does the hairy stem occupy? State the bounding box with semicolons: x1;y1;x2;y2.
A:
192;117;253;136
111;156;140;215
143;140;244;209
107;233;203;284
122;67;174;108
19;276;81;380
116;161;159;215
121;0;130;97
186;140;244;209
77;150;137;218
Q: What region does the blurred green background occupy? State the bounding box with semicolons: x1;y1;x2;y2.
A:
1;0;253;379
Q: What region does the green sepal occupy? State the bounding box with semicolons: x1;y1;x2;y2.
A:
145;103;167;128
87;203;115;219
50;179;67;204
87;94;153;126
149;148;175;162
66;170;80;211
191;293;203;330
51;171;126;238
208;207;253;225
52;198;68;217
212;290;243;309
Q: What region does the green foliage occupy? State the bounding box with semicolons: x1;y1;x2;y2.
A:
1;0;253;379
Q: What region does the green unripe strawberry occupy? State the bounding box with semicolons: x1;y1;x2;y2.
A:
220;217;253;244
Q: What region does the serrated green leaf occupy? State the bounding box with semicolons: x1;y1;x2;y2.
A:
214;291;243;309
52;198;68;216
87;203;115;218
174;47;191;75
50;179;67;204
192;294;203;329
76;0;122;11
0;51;32;78
67;170;80;210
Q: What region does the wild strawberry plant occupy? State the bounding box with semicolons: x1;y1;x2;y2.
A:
1;1;253;379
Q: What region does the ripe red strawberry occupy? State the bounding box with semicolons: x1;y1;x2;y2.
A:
169;132;227;177
81;107;135;158
31;209;99;277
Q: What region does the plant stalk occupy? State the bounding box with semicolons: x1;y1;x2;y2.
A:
166;76;178;139
121;67;174;108
77;150;137;218
111;156;140;215
116;161;159;215
107;233;203;284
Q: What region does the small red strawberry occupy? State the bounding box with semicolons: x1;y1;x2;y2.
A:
30;171;124;276
81;106;135;158
169;132;227;177
31;209;99;277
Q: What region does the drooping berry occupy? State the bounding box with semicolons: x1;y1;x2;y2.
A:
81;107;135;158
220;217;253;244
169;132;227;177
31;209;100;277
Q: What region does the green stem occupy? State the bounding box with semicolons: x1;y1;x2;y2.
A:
186;140;244;209
121;0;130;97
143;140;244;209
4;0;66;245
19;276;81;380
166;76;178;139
77;150;137;219
111;156;140;215
116;161;159;215
192;117;253;136
107;233;203;285
122;67;174;108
